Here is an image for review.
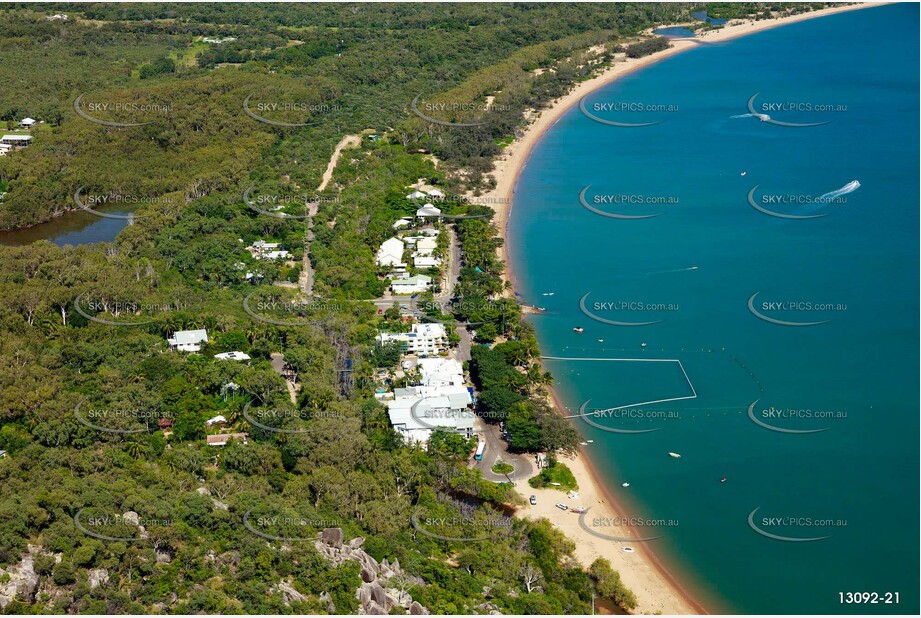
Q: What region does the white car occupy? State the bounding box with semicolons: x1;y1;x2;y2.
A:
555;503;569;511
623;547;635;553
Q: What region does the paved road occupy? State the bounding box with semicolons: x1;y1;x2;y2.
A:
473;419;536;483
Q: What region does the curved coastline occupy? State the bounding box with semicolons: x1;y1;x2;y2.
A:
491;3;882;614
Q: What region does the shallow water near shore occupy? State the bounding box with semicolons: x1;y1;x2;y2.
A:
509;4;919;614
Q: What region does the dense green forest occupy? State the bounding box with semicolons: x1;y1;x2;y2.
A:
0;2;819;614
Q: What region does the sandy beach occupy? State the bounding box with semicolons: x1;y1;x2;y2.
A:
486;3;881;615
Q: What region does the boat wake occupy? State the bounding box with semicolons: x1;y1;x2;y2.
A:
817;180;860;202
731;112;772;121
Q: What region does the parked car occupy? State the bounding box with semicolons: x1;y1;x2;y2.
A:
555;503;569;511
529;495;537;505
622;547;635;553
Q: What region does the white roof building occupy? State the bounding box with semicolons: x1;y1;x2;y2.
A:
416;204;441;218
377;322;447;356
168;329;208;352
205;415;227;427
415;237;438;254
392;218;411;229
1;135;33;146
215;351;251;361
20;118;35;127
385;354;473;444
413;254;442;268
418;357;466;388
427;189;444;198
386;394;474;445
390;274;431;295
406;190;427;200
376;237;405;267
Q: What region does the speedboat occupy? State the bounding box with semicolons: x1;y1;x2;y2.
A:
622;482;630;487
542;292;555;296
720;477;727;483
573;327;584;333
668;452;681;458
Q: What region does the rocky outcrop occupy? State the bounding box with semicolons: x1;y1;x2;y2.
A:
315;528;429;615
271;580;307;606
0;545;42;609
87;569;109;590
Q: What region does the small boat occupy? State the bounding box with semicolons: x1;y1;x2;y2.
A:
690;265;698;270
668;452;681;458
586;440;594;443
597;338;604;342
740;171;747;176
537;307;546;311
579;441;589;446
573;327;584;333
720;477;727;483
622;482;630;487
641;342;647;348
542;292;555;296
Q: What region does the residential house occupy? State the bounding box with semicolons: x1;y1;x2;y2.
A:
205;415;227;428
415;203;441;219
415;237;438;254
19;118;35;128
0;135;32;148
392;218;411;229
167;329;208;352
412;254;441;268
206;432;248;447
248;240;289;260
390;274;431;295
376;237;405;268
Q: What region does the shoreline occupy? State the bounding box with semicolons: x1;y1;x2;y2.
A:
489;3;881;615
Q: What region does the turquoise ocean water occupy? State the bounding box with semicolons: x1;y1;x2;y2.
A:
508;4;919;614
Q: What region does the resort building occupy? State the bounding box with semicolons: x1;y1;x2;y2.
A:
417;357;467;388
167;329;208;352
19;118;35;128
386;396;474;445
377;322;448;356
385;355;473;444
